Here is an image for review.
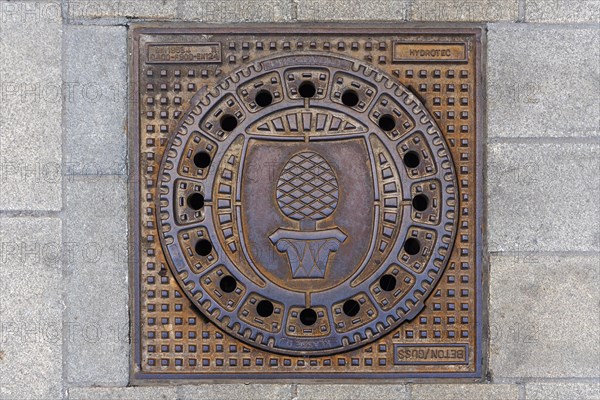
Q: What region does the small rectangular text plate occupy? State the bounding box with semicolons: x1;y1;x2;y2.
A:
394;344;469;365
147;43;222;64
392;42;467;63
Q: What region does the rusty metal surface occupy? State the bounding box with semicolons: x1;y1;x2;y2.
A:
129;25;485;381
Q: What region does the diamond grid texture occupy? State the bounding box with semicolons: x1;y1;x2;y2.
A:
276;151;339;221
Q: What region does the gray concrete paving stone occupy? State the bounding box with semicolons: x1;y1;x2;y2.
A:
410;383;520;399
525;0;600;22
296;0;408;21
525;382;600;400
487;142;600;253
178;384;292;400
67;386;177;400
64;25;127;176
409;0;518;21
179;0;292;22
0;0;62;211
488;24;600;138
63;176;129;386
296;384;408;400
0;217;62;400
489;254;600;378
64;0;177;21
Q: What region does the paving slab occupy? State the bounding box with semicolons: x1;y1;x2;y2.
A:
64;0;177;22
0;1;62;211
525;0;600;22
68;386;177;400
0;217;62;400
178;384;292;400
296;0;408;21
296;384;408;400
409;0;518;21
487;142;600;253
64;176;129;386
64;25;127;176
179;0;292;22
489;255;600;378
488;24;600;138
526;383;600;400
410;383;519;399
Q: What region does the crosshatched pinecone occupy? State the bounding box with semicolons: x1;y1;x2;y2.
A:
276;151;339;221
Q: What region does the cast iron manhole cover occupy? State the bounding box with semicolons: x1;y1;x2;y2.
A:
130;25;485;381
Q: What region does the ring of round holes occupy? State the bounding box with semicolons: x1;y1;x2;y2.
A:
158;53;459;356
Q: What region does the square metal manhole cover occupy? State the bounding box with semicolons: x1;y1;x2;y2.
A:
129;25;485;381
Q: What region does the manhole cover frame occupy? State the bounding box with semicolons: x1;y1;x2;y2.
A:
128;23;487;383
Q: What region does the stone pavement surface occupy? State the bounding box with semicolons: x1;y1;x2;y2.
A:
0;0;599;399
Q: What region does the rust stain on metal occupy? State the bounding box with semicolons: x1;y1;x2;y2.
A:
129;25;485;381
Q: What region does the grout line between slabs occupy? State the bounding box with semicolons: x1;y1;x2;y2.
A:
494;377;600;384
489;251;600;257
488;21;600;29
488;136;600;144
60;7;69;400
0;210;62;217
0;61;3;400
518;382;526;400
290;0;298;21
176;0;182;20
518;0;526;22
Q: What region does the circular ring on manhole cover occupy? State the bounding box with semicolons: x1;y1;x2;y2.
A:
158;53;458;356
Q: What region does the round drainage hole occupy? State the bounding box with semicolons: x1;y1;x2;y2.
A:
404;238;421;255
342;299;360;317
299;308;318;326
379;274;397;292
219;275;237;293
255;90;273;107
187;193;205;210
220;114;238;132
412;194;429;212
403;151;420;168
195;239;213;256
378;114;396;131
193;151;211;169
298;81;317;98
256;300;274;318
341;90;359;107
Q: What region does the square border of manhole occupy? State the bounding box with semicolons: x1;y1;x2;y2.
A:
128;23;487;383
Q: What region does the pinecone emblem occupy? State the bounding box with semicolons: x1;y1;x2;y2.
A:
276;151;339;223
270;151;346;278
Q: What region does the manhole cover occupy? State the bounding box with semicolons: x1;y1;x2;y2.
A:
130;25;485;381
